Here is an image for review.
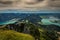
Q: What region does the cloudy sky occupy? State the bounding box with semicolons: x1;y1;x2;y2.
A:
0;0;60;10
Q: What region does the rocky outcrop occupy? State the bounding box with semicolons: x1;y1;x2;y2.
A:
4;23;25;32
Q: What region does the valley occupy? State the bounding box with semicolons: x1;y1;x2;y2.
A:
0;13;60;40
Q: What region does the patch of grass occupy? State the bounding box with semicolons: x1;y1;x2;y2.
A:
0;30;34;40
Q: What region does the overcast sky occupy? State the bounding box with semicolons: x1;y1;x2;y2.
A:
0;0;60;10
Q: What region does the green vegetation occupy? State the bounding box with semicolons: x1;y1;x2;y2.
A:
0;30;34;40
24;22;58;40
0;21;59;40
39;29;58;40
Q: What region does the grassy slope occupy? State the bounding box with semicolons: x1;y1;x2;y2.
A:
38;28;58;40
0;30;34;40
